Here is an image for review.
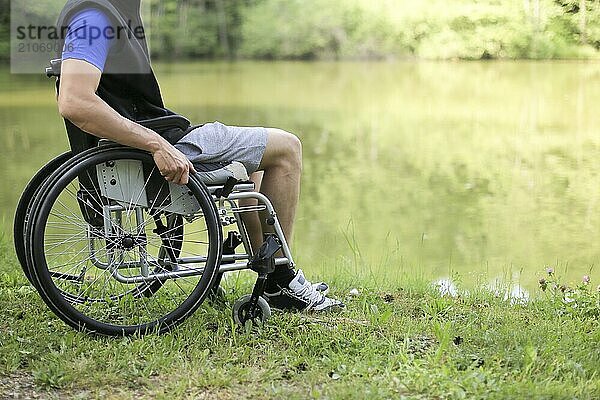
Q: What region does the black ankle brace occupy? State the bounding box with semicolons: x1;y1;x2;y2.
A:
266;266;296;289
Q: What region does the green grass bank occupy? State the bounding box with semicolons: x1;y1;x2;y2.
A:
1;238;599;399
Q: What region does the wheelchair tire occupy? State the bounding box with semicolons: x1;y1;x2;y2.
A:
232;294;271;326
27;146;222;336
15;150;169;305
14;151;73;285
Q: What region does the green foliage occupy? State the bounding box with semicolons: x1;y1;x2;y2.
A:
147;0;250;59
237;0;600;60
32;358;69;389
1;0;600;60
553;0;600;49
148;0;220;58
238;0;410;59
0;0;10;62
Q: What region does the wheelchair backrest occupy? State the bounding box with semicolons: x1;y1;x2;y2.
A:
45;59;194;155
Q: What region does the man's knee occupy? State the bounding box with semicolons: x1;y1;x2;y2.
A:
285;131;302;166
265;128;302;171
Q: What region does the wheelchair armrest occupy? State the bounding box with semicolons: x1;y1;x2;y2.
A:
46;59;62;78
98;139;117;146
138;115;191;133
207;182;256;195
96;115;191;148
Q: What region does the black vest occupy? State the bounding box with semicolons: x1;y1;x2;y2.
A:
55;0;188;152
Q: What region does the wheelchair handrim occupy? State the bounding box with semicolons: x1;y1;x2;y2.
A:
28;147;223;335
14;151;73;285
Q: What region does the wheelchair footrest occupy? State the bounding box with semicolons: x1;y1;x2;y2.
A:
248;235;281;275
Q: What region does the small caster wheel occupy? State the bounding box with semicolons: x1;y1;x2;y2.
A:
232;294;271;326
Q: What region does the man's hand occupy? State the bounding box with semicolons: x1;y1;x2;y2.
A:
152;142;197;185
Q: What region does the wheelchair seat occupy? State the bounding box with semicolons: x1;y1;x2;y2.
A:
194;160;250;186
97;139;251;187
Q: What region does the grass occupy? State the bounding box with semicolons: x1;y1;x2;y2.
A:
0;238;598;400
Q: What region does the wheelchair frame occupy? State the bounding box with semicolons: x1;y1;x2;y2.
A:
16;142;294;334
86;161;295;286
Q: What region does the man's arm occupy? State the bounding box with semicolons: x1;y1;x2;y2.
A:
57;59;195;185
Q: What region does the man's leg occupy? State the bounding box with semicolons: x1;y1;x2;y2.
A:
239;128;302;252
239;171;264;251
247;130;342;311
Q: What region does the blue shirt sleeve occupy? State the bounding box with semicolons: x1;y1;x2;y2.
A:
61;8;113;72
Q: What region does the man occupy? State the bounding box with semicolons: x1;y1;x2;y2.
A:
55;0;344;312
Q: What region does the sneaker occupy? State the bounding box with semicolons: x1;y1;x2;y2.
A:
266;274;329;294
263;270;345;312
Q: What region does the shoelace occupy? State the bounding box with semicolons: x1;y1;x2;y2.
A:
294;280;325;306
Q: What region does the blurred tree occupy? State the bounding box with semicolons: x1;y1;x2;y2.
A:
0;0;599;62
0;0;9;61
147;0;253;59
554;0;600;47
580;0;587;43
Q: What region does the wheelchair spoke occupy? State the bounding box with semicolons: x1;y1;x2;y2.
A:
43;230;87;252
33;152;220;334
45;242;89;267
44;237;87;256
183;240;210;245
153;225;208;239
134;191;189;239
67;176;130;237
48;208;92;233
46;237;96;262
77;261;120;305
75;248;128;299
146;237;209;260
46;252;91;284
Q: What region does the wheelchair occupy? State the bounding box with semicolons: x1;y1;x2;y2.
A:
13;60;295;336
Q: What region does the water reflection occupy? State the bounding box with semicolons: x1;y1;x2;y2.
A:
434;278;459;298
435;277;530;304
505;285;530;305
2;61;600;291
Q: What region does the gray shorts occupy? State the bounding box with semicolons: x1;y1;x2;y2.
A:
175;121;269;175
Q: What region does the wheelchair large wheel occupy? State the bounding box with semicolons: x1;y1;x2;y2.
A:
27;147;222;336
14;151;73;285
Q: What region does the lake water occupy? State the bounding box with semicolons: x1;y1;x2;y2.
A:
1;61;599;293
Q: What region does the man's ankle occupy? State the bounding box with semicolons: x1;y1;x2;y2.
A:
265;266;296;292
